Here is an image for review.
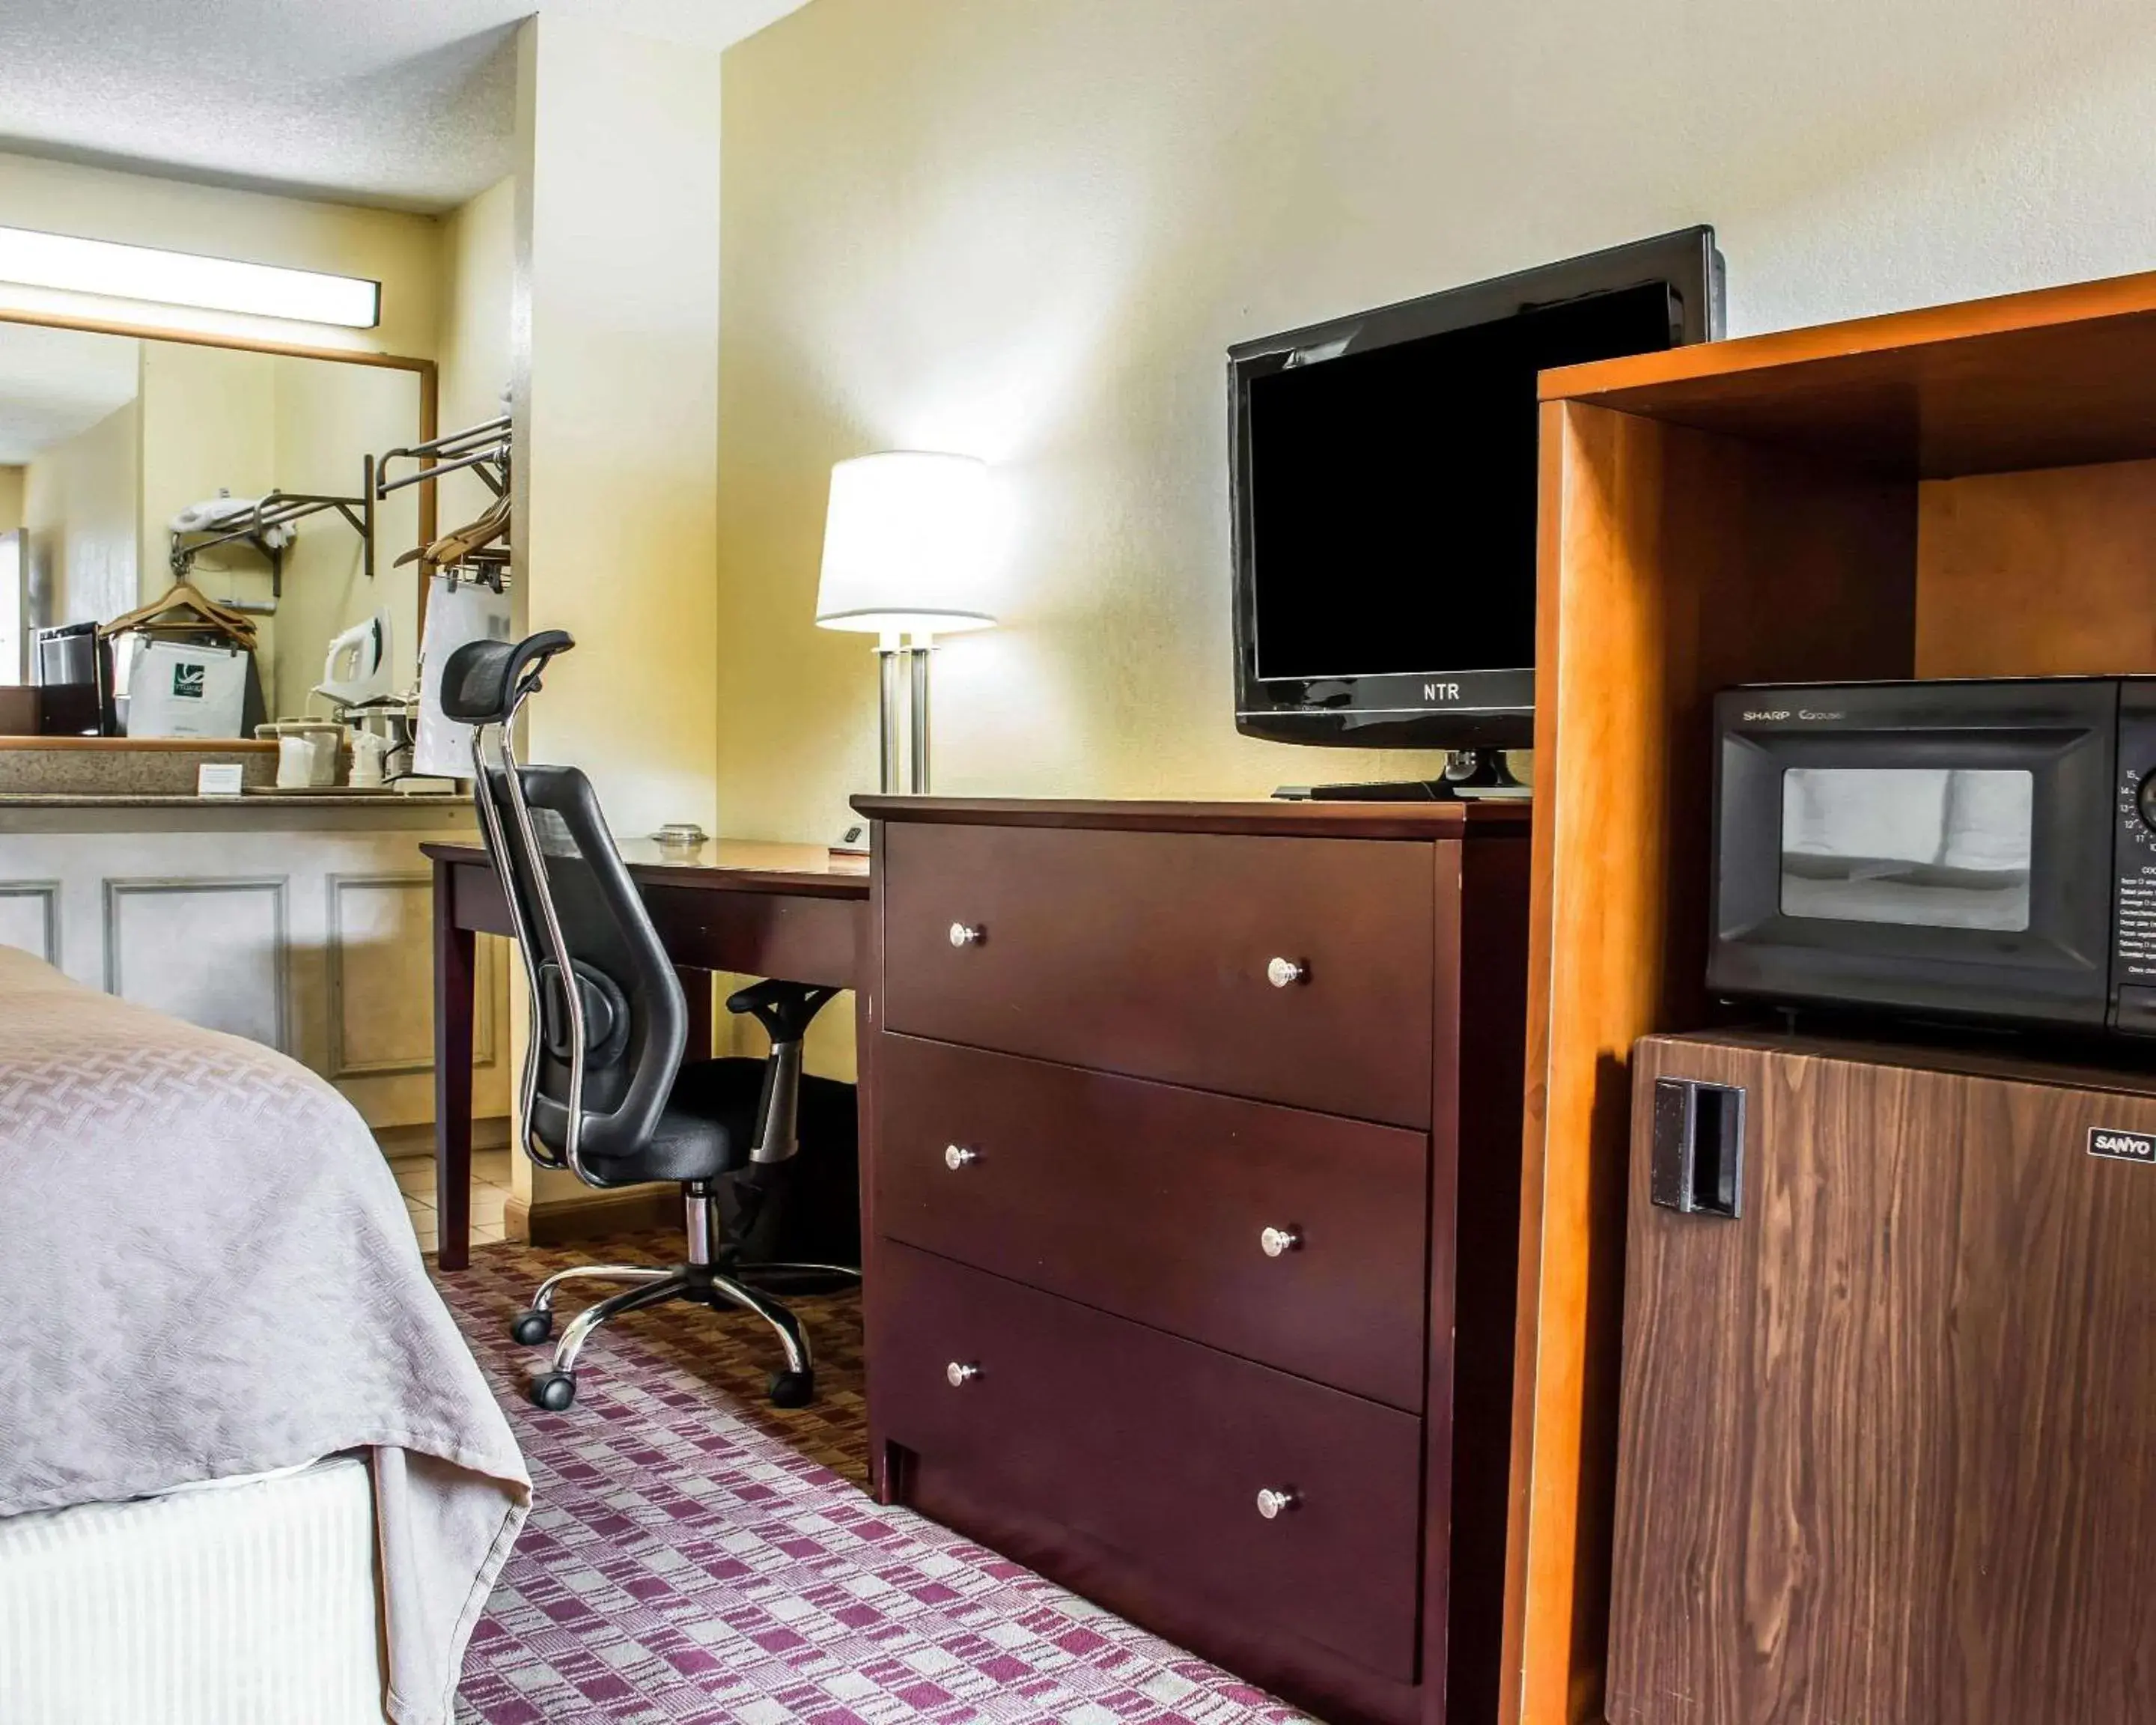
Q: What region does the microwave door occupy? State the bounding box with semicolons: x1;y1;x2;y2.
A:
1711;687;2117;1029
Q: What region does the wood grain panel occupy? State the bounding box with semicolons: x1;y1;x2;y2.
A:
1610;1035;2156;1725
872;1240;1427;1688
881;822;1435;1128
1540;267;2156;478
876;1032;1431;1409
1507;401;1918;1725
1916;457;2156;676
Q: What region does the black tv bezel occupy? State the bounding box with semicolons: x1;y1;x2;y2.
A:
1228;225;1725;750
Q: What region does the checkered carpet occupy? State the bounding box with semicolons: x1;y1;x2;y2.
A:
435;1235;1310;1725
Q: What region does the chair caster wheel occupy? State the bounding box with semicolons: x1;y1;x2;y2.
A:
510;1309;552;1346
768;1369;814;1408
529;1371;577;1411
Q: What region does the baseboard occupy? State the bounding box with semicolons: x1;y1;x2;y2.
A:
506;1184;677;1245
374;1118;511;1158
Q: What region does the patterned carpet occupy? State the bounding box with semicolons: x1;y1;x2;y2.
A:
434;1234;1309;1725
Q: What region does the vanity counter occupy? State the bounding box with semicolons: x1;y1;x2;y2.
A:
0;773;499;1136
0;791;468;809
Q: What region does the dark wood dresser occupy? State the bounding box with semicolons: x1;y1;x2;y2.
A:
853;797;1532;1725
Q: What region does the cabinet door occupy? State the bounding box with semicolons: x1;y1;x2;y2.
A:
1609;1037;2156;1725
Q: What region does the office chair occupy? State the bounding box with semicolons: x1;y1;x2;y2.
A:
442;629;859;1411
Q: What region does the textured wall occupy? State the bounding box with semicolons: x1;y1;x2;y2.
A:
517;13;722;842
716;0;2156;835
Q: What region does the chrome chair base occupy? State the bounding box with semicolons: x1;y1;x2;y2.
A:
510;1254;860;1413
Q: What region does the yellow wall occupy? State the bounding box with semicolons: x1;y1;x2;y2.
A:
137;339;275;616
508;13;726;1209
516;13;723;840
437;176;518;536
267;356;424;714
0;150;441;360
0;466;22;535
716;0;2156;834
25;393;138;627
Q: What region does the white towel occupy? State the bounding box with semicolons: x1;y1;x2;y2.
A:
171;493;296;552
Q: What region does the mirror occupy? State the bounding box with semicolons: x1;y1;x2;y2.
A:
0;318;427;737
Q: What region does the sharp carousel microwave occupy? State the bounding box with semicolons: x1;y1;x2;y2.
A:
1710;678;2156;1036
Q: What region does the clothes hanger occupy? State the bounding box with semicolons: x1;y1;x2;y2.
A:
395;490;511;575
100;579;260;651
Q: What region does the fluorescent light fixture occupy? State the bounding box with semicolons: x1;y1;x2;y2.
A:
0;225;380;329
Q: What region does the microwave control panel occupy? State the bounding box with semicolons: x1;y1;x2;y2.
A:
2112;686;2156;1029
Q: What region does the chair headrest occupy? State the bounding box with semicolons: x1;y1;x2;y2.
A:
441;630;575;723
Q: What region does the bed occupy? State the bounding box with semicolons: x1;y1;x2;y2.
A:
0;947;529;1725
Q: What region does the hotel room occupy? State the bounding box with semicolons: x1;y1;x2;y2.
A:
4;1;2156;1722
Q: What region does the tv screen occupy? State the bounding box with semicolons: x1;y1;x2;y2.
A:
1230;228;1723;750
1247;283;1676;682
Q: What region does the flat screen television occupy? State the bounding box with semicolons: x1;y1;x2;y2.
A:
1229;226;1724;751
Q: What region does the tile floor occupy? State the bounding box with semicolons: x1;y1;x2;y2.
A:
389;1147;514;1254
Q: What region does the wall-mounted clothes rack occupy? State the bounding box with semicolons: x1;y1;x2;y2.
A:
382;415;514;594
169;455;377;598
376;415;511;501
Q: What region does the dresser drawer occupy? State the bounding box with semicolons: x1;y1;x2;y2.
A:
871;1241;1425;1683
875;1032;1429;1409
880;822;1435;1126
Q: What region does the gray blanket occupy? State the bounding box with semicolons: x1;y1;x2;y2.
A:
0;948;529;1725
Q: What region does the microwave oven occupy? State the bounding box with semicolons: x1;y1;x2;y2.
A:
1710;677;2156;1036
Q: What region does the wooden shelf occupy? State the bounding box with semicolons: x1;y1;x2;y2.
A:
1507;266;2156;1725
1542;267;2156;477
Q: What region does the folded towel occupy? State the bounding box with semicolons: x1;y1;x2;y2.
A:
171;493;297;553
170;491;255;534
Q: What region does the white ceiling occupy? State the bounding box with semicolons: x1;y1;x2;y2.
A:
0;322;139;465
0;0;810;213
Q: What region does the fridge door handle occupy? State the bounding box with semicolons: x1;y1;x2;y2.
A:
1651;1077;1746;1218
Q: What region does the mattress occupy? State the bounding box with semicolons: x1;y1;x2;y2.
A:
0;1454;386;1725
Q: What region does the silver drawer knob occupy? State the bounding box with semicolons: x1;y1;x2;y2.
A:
1259;1225;1301;1258
1255;1486;1300;1520
944;1144;978;1170
949;922;985;948
945;1361;980;1387
1266;956;1309;988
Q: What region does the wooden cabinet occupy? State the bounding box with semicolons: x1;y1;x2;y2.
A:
1515;269;2156;1724
858;797;1532;1725
1610;1032;2156;1725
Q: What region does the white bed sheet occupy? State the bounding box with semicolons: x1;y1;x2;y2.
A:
0;1454;386;1725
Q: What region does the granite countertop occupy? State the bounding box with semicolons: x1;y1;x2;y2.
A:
0;791;472;809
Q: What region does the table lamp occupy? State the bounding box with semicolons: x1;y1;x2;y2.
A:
815;451;996;794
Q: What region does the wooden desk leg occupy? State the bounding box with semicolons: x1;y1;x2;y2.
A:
678;966;714;1059
433;861;475;1272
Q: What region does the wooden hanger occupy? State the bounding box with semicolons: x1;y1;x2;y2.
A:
395;491;511;574
100;580;259;651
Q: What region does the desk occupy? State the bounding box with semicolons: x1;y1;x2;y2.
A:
423;837;871;1270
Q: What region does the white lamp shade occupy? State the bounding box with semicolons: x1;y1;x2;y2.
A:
815;452;996;636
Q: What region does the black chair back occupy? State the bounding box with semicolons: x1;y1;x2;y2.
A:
445;632;686;1175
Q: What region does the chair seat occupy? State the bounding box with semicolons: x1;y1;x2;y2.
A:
580;1056;767;1186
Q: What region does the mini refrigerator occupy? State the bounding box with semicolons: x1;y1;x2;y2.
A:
1609;1032;2156;1725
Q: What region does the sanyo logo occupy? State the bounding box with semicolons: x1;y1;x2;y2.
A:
1424;682;1461;702
2088;1127;2156;1164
